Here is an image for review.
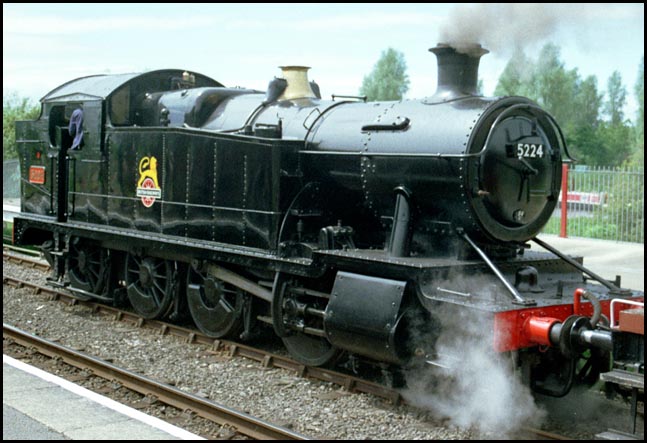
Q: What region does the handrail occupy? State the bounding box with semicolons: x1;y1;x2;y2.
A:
303;100;354;148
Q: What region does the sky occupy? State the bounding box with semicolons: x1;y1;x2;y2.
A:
3;3;645;123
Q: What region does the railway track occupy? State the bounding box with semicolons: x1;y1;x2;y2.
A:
3;251;618;440
3;322;307;440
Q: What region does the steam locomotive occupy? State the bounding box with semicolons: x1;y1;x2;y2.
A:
12;43;644;406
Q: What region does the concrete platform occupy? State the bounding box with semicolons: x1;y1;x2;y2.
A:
3;355;203;440
535;234;644;291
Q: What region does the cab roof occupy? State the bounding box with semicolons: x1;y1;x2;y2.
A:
41;69;223;103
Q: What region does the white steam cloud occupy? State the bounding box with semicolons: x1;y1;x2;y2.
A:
401;298;546;437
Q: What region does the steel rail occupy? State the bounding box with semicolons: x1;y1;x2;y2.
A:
3;250;50;271
3;323;308;440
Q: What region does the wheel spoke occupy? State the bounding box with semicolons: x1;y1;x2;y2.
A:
88;258;100;267
150;286;162;308
152;280;166;303
218;297;235;313
153;261;167;276
89;266;100;280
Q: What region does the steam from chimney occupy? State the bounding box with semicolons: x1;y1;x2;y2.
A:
440;4;562;55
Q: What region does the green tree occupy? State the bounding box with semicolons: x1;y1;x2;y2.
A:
359;48;410;101
573;76;603;129
604;71;627;125
568;124;605;165
3;94;40;160
494;49;533;97
591;122;632;166
636;57;644;137
593;71;633;166
530;43;579;128
630;56;644;166
568;76;604;164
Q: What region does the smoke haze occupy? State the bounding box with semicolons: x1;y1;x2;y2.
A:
401;297;546;437
437;3;639;56
440;4;562;55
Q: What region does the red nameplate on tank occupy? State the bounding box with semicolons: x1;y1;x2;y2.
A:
28;166;46;184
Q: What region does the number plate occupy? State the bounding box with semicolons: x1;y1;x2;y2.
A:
516;143;544;159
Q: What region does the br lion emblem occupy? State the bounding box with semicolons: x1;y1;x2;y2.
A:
136;156;162;207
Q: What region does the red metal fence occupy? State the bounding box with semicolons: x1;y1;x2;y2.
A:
551;165;644;243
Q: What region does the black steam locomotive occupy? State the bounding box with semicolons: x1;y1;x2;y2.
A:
12;44;643;404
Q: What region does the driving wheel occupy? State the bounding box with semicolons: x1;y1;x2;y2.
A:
186;265;246;338
272;273;341;367
67;237;109;296
125;254;176;319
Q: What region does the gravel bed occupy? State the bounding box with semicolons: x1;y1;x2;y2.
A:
4;258;641;440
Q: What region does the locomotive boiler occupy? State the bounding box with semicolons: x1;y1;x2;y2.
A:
12;43;644;401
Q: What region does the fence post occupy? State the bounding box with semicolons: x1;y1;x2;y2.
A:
560;164;568;238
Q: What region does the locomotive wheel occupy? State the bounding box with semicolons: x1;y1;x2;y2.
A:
272;273;341;367
125;254;176;319
186;266;246;338
67;238;109;296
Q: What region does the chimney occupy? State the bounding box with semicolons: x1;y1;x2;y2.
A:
278;66;317;100
428;43;489;102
